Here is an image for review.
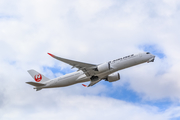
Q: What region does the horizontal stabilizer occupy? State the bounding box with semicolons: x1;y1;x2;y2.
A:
26;82;46;86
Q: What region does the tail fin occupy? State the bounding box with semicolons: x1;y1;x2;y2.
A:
28;69;50;83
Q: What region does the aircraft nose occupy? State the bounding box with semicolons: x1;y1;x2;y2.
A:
150;54;155;62
151;54;155;58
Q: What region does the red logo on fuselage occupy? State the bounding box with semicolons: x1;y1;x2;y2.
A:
34;74;42;82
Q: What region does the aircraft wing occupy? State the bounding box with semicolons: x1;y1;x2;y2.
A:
48;53;97;76
82;79;102;87
88;79;102;87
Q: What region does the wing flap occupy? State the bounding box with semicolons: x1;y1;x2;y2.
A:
88;79;102;87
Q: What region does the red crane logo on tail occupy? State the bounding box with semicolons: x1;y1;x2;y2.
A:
34;74;42;82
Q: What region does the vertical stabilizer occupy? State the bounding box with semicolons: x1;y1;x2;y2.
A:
28;69;50;83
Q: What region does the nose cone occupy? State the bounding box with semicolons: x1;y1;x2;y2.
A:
152;54;156;58
151;54;155;57
149;54;155;62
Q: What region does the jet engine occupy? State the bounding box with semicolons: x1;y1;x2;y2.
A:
106;73;120;82
95;62;110;72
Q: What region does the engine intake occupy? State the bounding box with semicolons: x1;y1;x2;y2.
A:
95;62;110;73
106;73;120;82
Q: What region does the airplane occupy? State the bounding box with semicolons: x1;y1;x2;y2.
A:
26;52;155;91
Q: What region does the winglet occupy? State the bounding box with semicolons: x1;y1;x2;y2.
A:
82;84;88;87
47;53;54;57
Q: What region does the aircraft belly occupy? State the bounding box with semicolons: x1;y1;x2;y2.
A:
58;76;80;87
46;75;81;88
76;74;91;83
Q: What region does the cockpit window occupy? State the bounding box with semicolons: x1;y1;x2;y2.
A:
146;52;150;54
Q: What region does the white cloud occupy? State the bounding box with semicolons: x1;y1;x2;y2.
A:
1;0;180;119
0;88;178;120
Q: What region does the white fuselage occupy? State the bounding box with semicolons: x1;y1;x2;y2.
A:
42;52;155;89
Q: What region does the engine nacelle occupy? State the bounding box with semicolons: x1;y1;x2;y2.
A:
106;73;120;82
96;62;110;73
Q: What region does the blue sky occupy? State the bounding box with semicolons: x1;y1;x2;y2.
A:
1;0;180;120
